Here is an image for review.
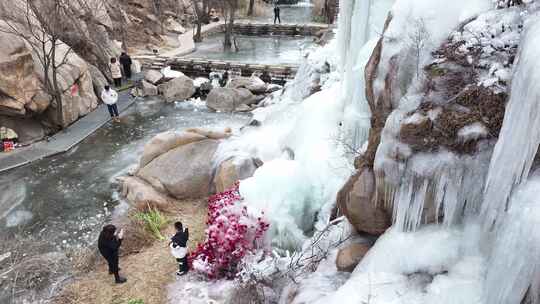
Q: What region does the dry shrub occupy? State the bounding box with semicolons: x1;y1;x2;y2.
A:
66;247;100;274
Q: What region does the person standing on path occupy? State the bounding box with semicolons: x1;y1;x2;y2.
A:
110;57;123;87
274;5;281;24
98;224;127;284
170;221;189;276
119;52;133;79
101;85;120;122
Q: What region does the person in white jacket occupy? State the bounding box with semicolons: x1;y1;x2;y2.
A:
101;85;120;122
110;57;123;87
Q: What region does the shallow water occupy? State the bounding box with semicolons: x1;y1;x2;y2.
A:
0;99;250;252
188;34;317;65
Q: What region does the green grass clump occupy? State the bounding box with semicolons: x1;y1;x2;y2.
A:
134;206;169;241
127;299;144;304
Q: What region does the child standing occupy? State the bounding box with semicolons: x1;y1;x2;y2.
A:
170;222;189;276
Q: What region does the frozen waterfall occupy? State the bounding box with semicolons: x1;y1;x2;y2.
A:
481;17;540;229
338;0;395;152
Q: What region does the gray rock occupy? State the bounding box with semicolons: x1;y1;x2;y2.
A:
0;115;46;144
142;80;158;97
235;104;251;112
214;156;261;193
139;131;207;168
138;139;219;199
206;88;257;112
88;64;108;101
158;75;196;102
144;70;164;85
227;76;268;94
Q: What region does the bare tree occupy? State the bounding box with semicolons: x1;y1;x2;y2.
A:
64;0;115;81
0;0;74;129
151;0;166;34
247;0;256;16
221;0;239;50
190;0;205;42
407;18;431;79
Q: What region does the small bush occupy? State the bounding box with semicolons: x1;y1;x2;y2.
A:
190;183;270;279
127;299;144;304
134;205;169;241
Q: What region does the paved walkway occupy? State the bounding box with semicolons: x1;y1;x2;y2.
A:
0;88;138;173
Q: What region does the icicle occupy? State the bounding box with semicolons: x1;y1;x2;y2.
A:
484;175;540;304
481;19;540;229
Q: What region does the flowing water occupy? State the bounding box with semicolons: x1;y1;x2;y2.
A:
0;100;250;252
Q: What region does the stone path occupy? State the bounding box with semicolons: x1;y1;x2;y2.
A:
0;87;139;173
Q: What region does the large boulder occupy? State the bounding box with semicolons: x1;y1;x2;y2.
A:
227;76;268;94
142;80;158;97
88;64;108;101
119;176;172;210
158;75;196;102
139;131;207;168
137;139;219;199
214;156;262;193
0;30;40;116
336;243;371;273
0;116;45;144
184;127;232;140
206;88;258;112
144;69;164;85
337;167;391;235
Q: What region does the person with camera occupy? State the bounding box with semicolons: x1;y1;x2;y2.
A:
98;224;127;284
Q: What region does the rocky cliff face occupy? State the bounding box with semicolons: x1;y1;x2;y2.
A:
338;5;524;235
0;0;192;143
0;29;98;142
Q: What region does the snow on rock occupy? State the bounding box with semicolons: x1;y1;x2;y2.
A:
458;122;489;142
161;66;185;79
312;224;485;304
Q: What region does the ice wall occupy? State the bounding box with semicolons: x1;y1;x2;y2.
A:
481;17;540;229
239;83;352;249
338;0;395;152
484;174;540;304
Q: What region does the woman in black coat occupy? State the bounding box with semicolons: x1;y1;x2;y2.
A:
119;52;133;79
98;224;127;284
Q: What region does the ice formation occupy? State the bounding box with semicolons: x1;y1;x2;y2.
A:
339;0;395;151
481;16;540;229
484;174;540;304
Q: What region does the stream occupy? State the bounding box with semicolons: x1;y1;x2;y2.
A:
0;2;317;302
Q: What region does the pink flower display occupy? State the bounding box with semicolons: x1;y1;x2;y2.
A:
190;182;270;279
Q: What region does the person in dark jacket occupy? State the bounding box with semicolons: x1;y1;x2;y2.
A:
119;52;133;79
169;221;189;276
220;71;229;87
274;5;281;24
260;70;272;84
98;224;127;284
